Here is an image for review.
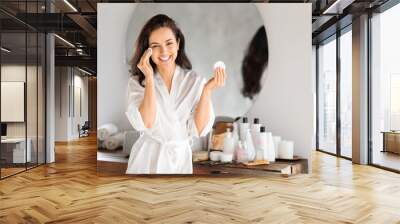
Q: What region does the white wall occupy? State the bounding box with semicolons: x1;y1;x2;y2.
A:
55;67;68;141
248;4;313;171
98;3;137;132
55;67;89;141
72;73;89;138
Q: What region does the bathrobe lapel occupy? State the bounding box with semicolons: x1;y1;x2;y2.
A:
155;66;181;126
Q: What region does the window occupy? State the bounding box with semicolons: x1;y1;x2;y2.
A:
340;29;352;158
318;37;337;154
317;27;353;159
371;3;400;171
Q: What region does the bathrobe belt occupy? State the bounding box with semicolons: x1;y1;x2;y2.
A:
141;135;191;165
141;133;190;148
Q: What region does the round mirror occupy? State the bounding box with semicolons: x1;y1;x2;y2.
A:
125;3;268;118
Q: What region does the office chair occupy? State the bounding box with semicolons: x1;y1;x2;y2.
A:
79;121;90;138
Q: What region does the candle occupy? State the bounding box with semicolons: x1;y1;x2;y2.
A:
220;153;233;163
278;140;294;159
210;151;222;161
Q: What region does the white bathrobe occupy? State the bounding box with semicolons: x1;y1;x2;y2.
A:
125;65;215;174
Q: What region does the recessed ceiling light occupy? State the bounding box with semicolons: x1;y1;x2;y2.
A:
1;47;11;53
78;67;92;76
322;0;354;15
54;34;75;48
63;0;78;12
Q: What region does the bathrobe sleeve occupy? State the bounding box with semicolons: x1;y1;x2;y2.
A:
125;77;158;133
186;77;215;138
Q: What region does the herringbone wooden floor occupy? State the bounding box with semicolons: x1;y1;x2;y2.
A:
1;135;400;224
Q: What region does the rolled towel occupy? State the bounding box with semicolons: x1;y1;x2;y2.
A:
104;132;125;151
123;130;141;155
98;123;118;141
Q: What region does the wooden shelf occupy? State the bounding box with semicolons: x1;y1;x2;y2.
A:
193;159;308;177
97;158;308;177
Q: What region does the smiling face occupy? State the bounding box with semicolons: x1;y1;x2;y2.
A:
148;27;180;70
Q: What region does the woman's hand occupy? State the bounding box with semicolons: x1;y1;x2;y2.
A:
194;67;225;136
204;67;226;93
137;48;154;82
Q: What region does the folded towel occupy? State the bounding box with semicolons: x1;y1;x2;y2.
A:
104;132;125;151
97;123;119;141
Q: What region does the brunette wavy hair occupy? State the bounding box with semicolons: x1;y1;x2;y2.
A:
241;26;269;99
130;14;192;86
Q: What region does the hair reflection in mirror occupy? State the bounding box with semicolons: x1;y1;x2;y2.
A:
130;14;192;86
241;26;268;100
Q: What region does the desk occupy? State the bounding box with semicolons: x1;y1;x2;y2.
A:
1;138;31;163
382;131;400;154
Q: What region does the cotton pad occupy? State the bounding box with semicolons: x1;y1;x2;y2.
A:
147;48;152;56
213;61;225;70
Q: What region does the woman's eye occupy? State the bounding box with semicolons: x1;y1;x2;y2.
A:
167;42;173;46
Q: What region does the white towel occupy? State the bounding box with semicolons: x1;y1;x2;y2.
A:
97;123;119;141
104;132;125;151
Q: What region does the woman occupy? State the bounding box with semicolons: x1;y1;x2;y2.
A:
126;14;226;174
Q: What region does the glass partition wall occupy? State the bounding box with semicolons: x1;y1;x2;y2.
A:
0;1;46;179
